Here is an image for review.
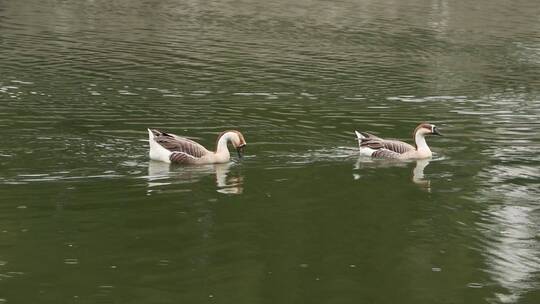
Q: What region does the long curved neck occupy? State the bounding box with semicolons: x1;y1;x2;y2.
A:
215;133;232;156
414;132;431;153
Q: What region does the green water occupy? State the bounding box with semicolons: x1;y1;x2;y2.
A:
1;0;539;303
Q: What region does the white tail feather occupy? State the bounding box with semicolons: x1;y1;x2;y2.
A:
148;129;172;163
355;131;365;149
354;131;365;140
355;130;375;156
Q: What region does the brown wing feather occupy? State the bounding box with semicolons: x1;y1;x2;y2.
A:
169;152;198;164
380;139;415;154
151;129;209;158
372;149;402;159
360;136;415;156
360;138;385;150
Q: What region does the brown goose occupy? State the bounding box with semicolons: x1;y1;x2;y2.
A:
148;129;246;164
355;123;442;159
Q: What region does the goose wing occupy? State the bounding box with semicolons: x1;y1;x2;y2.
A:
150;129;209;158
371;149;403;159
360;133;415;155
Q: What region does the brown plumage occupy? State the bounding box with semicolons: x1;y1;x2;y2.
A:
359;132;415;158
151;129;208;158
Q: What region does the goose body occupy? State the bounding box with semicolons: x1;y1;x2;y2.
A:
148;129;246;165
355;123;441;160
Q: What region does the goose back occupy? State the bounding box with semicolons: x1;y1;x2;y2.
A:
150;129;209;160
359;132;415;155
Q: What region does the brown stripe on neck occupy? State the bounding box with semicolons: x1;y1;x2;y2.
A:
412;122;432;148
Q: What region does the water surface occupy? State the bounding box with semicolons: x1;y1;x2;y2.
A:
1;0;539;303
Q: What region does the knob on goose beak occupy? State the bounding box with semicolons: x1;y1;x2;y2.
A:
236;144;246;159
432;126;442;136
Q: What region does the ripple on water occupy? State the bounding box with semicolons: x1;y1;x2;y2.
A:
473;165;540;302
64;258;79;265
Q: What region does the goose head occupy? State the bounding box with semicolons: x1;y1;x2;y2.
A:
414;123;442;137
217;130;247;158
231;131;247;158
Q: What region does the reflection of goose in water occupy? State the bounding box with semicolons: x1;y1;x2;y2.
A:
411;158;431;190
354;157;432;190
214;163;244;194
146;161;243;194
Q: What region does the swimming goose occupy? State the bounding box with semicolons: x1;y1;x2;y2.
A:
148;129;246;164
355;123;441;159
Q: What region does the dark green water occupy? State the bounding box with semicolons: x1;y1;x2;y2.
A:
1;0;539;303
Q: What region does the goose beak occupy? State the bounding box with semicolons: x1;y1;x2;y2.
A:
236;144;246;159
432;127;442;136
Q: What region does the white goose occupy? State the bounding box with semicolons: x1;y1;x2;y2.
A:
148;129;246;165
355;123;442;159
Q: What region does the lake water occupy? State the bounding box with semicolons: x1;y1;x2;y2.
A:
1;0;539;303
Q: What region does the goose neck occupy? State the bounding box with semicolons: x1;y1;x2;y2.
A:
216;133;231;156
415;132;431;153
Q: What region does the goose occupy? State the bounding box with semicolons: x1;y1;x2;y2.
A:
355;123;442;159
148;129;246;164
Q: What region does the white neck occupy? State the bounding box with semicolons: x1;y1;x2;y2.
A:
216;132;234;156
415;132;431;154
